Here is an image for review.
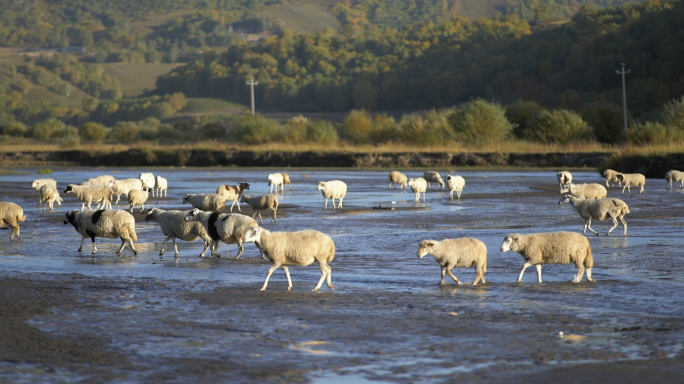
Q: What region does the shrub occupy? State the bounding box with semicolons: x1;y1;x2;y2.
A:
79;122;109;141
231;115;282;144
2;121;27;137
628;122;684;146
30;118;65;140
201;122;226;139
283;115;308;144
661;97;684;130
397;110;452;146
449;99;512;145
306;120;338;145
369;114;398;143
61;134;80;148
525;109;593;144
343;110;374;144
109;121;140;141
581;102;628;144
506;100;543;139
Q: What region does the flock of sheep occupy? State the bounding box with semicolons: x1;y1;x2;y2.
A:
0;167;676;290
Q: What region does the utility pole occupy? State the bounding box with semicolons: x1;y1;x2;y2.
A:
615;63;631;134
246;76;258;116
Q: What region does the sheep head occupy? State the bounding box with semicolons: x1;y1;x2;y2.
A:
317;181;326;191
500;235;521;252
144;208;158;222
417;240;437;259
242;225;263;243
184;208;202;222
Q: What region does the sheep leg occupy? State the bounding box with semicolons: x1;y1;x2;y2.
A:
449;190;454;200
198;241;210;258
234;241;245;258
447;269;462;284
271;209;276;223
639;185;644;193
325;264;334;289
283;266;294;291
619;215;628;236
260;264;281;291
585;218;599;236
621;185;627;193
324;198;328;209
172;237;179;257
331;197;337;209
115;195;121;204
78;236;86;252
586;268;594;282
139;203;145;214
160;236;171;255
338;197;344;209
422;191;426;204
128;239;137;255
91;238;98;254
457;190;462;199
257;211;263;224
313;263;328;291
516;262;533;282
535;264;543;283
116;238;127;255
210;241;220;258
606;216;619;236
473;271;485;285
573;264;585;283
389;182;393;189
440;267;447;284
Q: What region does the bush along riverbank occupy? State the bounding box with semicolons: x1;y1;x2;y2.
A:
0;149;613;169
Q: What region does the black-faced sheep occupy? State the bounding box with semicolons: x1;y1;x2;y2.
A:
500;231;594;283
616;173;646;194
240;194;279;223
63;210;138;255
418;238;487;285
559;195;630;236
183;208;260;258
242;226;335;291
446;175;465;200
317;180;347;209
145;208;211;258
0;201;26;239
216;182;250;212
388;171;408;189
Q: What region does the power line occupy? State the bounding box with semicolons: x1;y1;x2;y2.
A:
246;76;259;116
615;63;631;134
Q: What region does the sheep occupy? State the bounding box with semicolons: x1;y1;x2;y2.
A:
216;182;250;212
423;171;445;189
281;173;292;190
317;180;347;209
268;173;284;194
560;183;607;199
83;175;115;186
39;184;63;211
183;208;260;258
0;201;26;239
557;171;572;193
500;231;594;283
602;169;622;187
240;194;279;223
446;175;466;200
242;226;335;292
665;170;684;190
559;195;630;236
32;178;57;204
407;177;428;203
64;184;113;210
417;238;487;285
109;178;143;204
127;188;152;214
63;210;138;255
155;176;168;197
616;173;646;194
145;208;211;258
139;172;156;197
388;171;408;189
182;193;228;212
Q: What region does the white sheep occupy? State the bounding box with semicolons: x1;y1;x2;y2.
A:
417;238;487;285
32;178;57;204
145;208;211;258
0;201;26;239
242;226;335;292
83;175;115;186
446;175;466;200
407;177;427;203
559;195;630;236
64;184;113;210
127;188;152;214
139;172;156;197
557;171;572;193
388;171;408;189
184;208;260;258
500;231;594;283
317;180;347;209
281;173;292;190
240;194;279;223
216;182;250;212
560;183;607;199
268;173;284;194
39;184;63;211
182;193;228;212
155;176;168;197
616;173;646;194
63;209;138;255
664;170;684;190
423;171;445;189
109;178;143;204
602;169;622;187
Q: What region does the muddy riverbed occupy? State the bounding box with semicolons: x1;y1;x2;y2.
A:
1;168;683;383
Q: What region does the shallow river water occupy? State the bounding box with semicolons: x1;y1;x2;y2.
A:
1;167;683;383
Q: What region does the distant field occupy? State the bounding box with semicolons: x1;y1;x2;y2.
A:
457;0;508;20
130;10;196;37
101;63;184;97
182;98;248;114
260;1;341;34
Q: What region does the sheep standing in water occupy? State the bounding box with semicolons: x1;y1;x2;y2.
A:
665;170;684;190
423;171;445;189
32;179;57;204
0;201;26;239
408;177;427;203
317;180;347;209
602;169;621;187
560;183;607;199
240;194;279;223
559;195;630;236
557;171;572;193
388;171;408;189
39;184;63;211
418;238;487;285
216;182;250;212
500;231;594;283
446;175;465;200
145;208;211;258
63;210;138;255
616;173;646;194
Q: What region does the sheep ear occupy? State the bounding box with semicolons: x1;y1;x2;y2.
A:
422;240;436;247
512;236;520;241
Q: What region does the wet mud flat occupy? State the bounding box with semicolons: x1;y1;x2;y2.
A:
1;169;684;382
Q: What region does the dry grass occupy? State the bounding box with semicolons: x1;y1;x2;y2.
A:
101;63;184;97
260;1;341;34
